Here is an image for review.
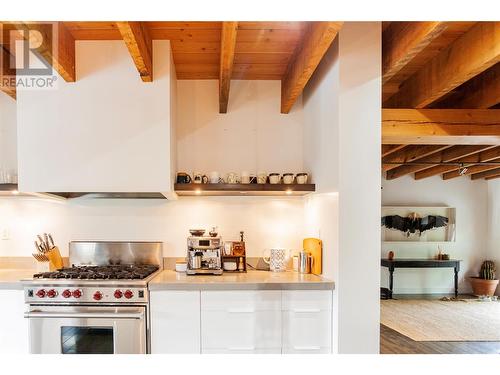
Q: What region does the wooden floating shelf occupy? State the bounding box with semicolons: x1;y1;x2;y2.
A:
174;183;315;196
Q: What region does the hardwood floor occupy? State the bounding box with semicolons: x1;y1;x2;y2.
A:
380;324;500;354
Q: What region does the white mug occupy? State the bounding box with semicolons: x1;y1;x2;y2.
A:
226;172;239;184
241;171;250;184
257;172;267;184
296;173;308;184
282;173;295;184
268;173;281;184
263;248;290;272
210;171;222;184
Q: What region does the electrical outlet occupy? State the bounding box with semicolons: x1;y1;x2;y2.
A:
1;227;10;240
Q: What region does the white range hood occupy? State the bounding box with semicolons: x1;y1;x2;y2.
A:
16;41;177;199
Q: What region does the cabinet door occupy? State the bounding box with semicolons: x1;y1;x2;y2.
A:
150;291;200;354
201;291;281;353
0;290;29;354
282;290;332;354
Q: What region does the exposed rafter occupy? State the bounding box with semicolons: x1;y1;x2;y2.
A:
432;63;500;109
116;22;153;82
281;22;342;114
0;46;16;99
485;171;500;180
382;22;447;85
385;145;494;180
382;145;450;172
444;157;500;180
7;22;76;82
219;21;238;113
414;145;497;179
382;144;407;158
382;109;500;145
385;22;500;108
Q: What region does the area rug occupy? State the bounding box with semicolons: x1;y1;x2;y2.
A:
381;299;500;341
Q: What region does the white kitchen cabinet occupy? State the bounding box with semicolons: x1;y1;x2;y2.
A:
201;291;282;354
150;291;201;354
150;289;333;354
282;290;333;354
0;290;29;354
17;41;177;195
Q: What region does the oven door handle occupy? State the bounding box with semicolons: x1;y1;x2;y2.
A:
24;311;144;320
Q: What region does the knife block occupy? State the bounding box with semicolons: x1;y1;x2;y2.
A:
46;246;64;271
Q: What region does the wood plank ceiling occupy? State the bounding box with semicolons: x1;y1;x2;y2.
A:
382;21;500;181
0;21;341;113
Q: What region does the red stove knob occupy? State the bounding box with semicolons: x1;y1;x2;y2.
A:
72;289;82;298
93;291;103;301
36;289;46;298
47;289;58;298
114;290;123;299
124;290;134;299
62;289;72;298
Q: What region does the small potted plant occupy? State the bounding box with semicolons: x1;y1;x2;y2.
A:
469;260;499;296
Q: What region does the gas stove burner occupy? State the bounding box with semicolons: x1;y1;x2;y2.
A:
33;264;160;280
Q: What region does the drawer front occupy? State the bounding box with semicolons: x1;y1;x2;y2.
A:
282;290;332;311
282;310;332;353
150;291;201;354
282;346;331;354
201;290;281;311
202;348;281;354
202;310;281;350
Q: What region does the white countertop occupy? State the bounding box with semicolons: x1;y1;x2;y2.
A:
0;269;36;290
148;269;334;291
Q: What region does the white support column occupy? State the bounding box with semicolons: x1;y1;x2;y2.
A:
337;22;381;354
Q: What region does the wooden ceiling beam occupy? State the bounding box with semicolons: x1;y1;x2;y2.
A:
414;145;497;179
116;22;153;82
382;109;500;145
382;145;450;172
385;145;491;180
381;144;407;158
485;171;500;180
443;156;500;179
219;21;238;114
385;22;500;108
382;22;447;85
9;22;75;82
281;22;342;114
1;46;16;99
432;63;500;109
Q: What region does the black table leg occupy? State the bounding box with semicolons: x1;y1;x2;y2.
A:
454;267;459;298
389;266;394;299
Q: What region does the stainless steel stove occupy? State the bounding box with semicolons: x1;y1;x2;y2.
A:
22;241;163;354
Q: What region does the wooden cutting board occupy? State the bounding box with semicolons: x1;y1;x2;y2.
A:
303;238;322;275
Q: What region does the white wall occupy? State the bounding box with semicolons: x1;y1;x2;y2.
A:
0;196;305;258
0;94;17;175
303;23;381;354
17;40;175;193
337;22;381;355
176;80;304;178
487;179;500;295
382;176;489;294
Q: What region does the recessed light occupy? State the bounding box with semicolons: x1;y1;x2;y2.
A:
11;190;19;195
195;189;202;195
285;189;292;195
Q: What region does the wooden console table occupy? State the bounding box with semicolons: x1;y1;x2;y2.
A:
381;258;461;298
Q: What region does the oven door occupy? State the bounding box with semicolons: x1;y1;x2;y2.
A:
25;305;146;354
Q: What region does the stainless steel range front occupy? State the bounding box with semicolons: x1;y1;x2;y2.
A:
22;241;163;354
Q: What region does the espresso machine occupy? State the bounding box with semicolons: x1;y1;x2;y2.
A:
187;234;223;275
